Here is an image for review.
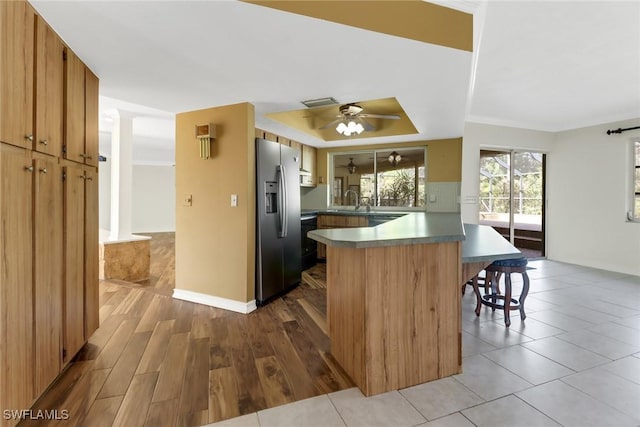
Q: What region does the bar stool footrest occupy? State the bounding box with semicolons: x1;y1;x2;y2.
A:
481;294;521;311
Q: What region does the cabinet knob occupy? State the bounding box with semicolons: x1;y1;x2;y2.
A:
25;134;33;142
40;139;48;146
25;165;34;172
39;168;47;174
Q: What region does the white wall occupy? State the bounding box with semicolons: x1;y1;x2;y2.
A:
99;162;176;234
461;120;640;276
547;119;640;275
132;165;176;232
461;122;555;224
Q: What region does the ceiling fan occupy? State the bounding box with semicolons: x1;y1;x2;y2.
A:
319;103;401;135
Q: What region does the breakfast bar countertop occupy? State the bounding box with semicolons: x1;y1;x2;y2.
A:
461;223;523;263
307;212;465;249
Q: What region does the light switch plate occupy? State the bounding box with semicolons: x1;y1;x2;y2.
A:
231;194;238;207
183;194;192;207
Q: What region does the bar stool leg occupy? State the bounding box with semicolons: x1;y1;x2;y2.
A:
504;273;512;327
519;271;530;320
488;271;497;311
471;275;482;316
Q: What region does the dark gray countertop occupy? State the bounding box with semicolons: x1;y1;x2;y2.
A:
306;212;523;263
307;212;465;248
461;223;523;263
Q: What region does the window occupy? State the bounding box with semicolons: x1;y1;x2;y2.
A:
330;148;426;208
632;140;640;221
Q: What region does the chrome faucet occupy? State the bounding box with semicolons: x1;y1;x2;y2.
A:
344;189;360;210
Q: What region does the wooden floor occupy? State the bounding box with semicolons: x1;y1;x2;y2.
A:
21;234;351;427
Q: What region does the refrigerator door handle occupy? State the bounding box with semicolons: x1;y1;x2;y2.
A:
279;164;288;237
277;165;287;238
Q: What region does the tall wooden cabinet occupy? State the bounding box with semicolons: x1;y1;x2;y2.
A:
84;168;100;335
33;156;63;394
62;163;99;363
63;163;87;362
0;2;99;423
0;145;35;418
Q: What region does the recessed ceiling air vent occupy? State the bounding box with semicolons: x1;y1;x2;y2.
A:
301;97;339;108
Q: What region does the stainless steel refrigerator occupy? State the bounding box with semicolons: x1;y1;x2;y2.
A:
255;138;301;306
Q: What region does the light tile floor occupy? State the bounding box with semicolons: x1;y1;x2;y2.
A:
205;260;640;427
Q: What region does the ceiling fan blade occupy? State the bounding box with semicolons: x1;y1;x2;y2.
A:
319;117;343;130
359;113;401;120
357;117;376;132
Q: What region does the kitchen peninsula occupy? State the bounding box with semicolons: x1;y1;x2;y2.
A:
308;212;521;396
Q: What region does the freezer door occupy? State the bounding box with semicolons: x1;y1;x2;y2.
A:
256;138;284;303
281;144;302;289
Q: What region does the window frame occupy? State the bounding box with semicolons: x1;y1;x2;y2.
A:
631;139;640;222
328;147;427;211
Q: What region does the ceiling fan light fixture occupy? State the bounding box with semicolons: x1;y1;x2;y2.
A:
388;151;402;166
347;158;357;174
336;120;364;136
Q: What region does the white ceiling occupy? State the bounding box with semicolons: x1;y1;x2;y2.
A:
30;0;640;159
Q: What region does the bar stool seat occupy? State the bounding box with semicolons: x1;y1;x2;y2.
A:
471;257;530;327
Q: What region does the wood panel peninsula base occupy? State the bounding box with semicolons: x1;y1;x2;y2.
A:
309;212;467;396
327;241;462;396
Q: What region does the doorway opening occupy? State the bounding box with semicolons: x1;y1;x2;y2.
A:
479;150;546;258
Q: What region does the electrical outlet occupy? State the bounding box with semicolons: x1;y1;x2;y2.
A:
231;194;238;207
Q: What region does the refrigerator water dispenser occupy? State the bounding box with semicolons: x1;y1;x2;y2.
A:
264;181;278;214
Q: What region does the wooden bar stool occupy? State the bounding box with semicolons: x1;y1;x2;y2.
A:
471;257;530;327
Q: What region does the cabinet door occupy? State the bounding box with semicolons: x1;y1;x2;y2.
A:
63;164;86;363
278;136;290;147
84;69;99;166
264;131;278;142
0;1;34;149
64;49;86;165
34;16;64;157
84;168;99;337
290;140;302;155
301;144;317;186
33;157;63;395
0;145;34;418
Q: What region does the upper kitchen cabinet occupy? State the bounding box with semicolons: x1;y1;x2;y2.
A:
34;15;64;157
278;136;290;146
301;144;317;187
0;0;35;150
290;139;302;155
64;49;99;166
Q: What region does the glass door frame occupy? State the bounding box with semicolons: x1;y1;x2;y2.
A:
479;148;546;258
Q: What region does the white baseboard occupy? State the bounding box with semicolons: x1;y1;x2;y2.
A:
172;288;257;314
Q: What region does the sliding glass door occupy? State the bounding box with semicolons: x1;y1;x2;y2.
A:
479;150;545;258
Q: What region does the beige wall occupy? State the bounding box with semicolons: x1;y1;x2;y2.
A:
175;103;256;302
316;137;463;185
